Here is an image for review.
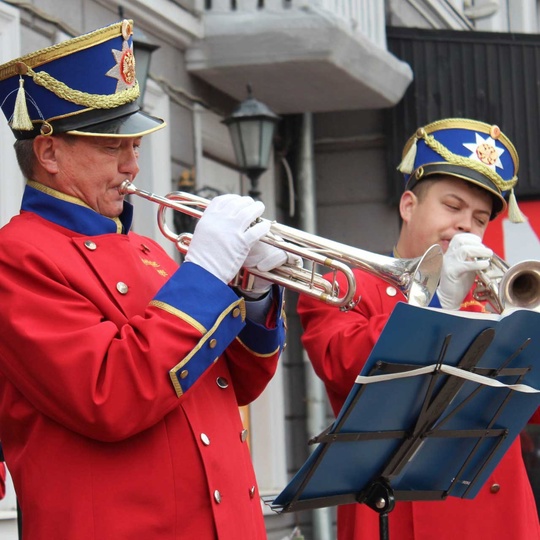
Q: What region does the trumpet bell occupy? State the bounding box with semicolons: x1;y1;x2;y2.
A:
499;260;540;311
473;254;540;313
264;221;443;309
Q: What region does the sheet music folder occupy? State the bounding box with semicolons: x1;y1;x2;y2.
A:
272;303;540;514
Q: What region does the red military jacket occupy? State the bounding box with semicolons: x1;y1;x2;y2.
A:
298;268;540;540
0;181;286;539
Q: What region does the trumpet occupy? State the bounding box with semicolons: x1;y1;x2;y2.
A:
473;254;540;313
120;181;443;310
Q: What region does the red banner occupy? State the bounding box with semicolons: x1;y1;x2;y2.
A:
483;201;540;263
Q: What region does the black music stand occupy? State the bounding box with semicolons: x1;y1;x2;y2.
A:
271;303;540;540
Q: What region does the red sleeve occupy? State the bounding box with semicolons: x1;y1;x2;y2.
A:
528;407;540;424
297;269;402;415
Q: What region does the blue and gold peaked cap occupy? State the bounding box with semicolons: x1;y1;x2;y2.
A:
0;19;165;139
398;118;524;223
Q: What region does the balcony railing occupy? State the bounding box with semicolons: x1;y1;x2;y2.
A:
201;0;387;49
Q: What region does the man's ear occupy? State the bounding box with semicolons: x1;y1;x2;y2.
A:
399;190;417;223
33;135;59;174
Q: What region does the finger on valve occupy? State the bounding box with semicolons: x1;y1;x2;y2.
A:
237;249;303;299
244;234;303;273
448;233;492;260
244;241;287;272
184;194;269;285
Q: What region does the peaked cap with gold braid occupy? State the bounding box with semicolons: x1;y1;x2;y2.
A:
0;20;165;139
398;118;524;223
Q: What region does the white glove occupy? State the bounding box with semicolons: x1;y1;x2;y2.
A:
238;236;303;299
437;233;493;310
184;194;270;284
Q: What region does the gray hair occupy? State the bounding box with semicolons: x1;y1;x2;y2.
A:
13;134;78;181
13;139;36;180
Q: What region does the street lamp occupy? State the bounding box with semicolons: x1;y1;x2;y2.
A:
223;85;280;200
118;6;159;106
133;30;160;107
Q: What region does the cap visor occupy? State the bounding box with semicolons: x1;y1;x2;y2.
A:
67;109;165;138
406;162;506;219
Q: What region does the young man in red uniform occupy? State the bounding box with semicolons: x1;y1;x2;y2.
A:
0;20;292;539
298;119;540;539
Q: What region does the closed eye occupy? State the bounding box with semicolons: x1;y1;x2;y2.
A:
475;217;488;228
445;203;460;211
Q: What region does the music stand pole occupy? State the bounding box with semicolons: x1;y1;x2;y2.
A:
362;479;395;540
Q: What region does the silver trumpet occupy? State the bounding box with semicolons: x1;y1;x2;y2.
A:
120;181;443;310
473;254;540;313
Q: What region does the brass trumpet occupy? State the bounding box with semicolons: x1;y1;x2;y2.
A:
120;181;443;310
473;254;540;313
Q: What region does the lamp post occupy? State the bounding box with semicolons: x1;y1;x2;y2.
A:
133;30;160;107
223;86;280;200
118;6;159;106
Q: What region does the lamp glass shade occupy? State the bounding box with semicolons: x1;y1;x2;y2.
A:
228;117;277;172
133;37;159;106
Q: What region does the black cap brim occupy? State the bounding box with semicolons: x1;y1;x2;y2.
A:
406;162;507;219
67;108;165;138
12;101;165;139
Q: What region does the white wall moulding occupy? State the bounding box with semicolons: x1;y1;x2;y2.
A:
0;2;24;229
97;0;204;48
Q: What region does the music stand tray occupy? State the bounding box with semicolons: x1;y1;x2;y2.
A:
271;303;540;539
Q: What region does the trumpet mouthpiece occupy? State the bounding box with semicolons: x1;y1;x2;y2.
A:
118;180;134;195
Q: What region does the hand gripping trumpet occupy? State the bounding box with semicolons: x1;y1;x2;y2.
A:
119;181;443;310
473;254;540;313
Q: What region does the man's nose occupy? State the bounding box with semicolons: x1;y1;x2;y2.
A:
457;213;473;232
119;148;140;177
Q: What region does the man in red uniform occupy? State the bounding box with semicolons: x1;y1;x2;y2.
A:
298;118;540;539
0;20;292;539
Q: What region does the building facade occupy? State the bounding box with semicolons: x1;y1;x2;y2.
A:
0;0;539;538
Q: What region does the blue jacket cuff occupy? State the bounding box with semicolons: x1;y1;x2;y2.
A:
151;262;247;396
153;262;241;328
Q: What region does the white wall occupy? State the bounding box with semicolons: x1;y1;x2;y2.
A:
0;2;24;229
0;2;23;535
